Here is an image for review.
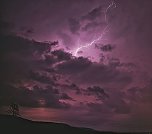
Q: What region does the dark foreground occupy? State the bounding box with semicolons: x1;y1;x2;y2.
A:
0;115;148;134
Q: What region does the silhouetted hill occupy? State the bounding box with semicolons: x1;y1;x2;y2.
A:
0;115;148;134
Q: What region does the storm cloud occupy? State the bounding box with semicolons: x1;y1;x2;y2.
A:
1;0;152;132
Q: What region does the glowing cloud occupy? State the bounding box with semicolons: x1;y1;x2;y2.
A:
73;1;116;57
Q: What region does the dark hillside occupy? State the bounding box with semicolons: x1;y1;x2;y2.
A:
0;115;147;134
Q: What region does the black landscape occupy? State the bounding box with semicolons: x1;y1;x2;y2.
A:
0;115;149;134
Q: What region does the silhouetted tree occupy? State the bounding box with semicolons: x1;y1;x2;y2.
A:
8;102;20;116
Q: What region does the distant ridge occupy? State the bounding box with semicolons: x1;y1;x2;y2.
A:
0;115;148;134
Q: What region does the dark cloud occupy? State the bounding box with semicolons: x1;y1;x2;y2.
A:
43;49;72;65
51;49;72;61
95;44;115;52
68;5;105;33
0;36;62;82
77;50;83;54
29;70;56;85
60;93;74;101
0;84;70;109
57;57;132;87
81;6;102;21
84;86;109;100
0;34;53;55
70;83;82;94
57;56;92;74
0;34;55;84
44;54;57;65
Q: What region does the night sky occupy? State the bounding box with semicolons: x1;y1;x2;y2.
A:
1;0;152;132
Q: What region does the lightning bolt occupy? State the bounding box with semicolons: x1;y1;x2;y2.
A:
105;0;116;23
73;1;116;57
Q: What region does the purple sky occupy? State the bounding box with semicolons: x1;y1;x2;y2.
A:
1;0;152;132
